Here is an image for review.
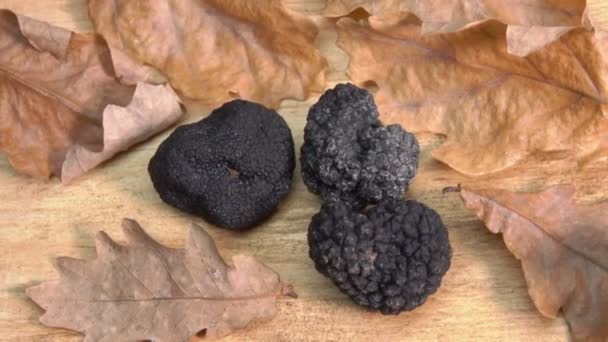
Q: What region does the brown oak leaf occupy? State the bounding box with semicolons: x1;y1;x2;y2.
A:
0;10;184;183
337;15;608;176
27;219;294;341
458;185;608;341
324;0;587;56
87;0;327;108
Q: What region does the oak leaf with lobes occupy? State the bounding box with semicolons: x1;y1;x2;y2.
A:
459;185;608;341
338;14;608;176
0;10;183;183
27;219;293;342
87;0;327;108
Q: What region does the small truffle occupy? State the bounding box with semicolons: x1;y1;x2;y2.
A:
148;100;295;230
301;83;419;208
308;199;452;314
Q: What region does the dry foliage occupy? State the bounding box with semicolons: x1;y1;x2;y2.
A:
337;14;608;176
3;0;608;341
27;219;293;341
88;0;327;108
0;10;183;182
459;185;608;341
324;0;589;56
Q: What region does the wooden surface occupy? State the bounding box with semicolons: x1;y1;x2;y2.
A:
1;1;607;341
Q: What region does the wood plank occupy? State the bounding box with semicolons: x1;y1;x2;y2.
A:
2;1;606;341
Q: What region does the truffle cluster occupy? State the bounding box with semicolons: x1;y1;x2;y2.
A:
309;199;452;314
147;84;451;315
305;84;451;314
301;83;419;207
148;100;295;230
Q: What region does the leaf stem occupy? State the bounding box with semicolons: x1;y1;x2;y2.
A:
442;184;462;194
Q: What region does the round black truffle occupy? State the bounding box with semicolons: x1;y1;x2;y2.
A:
148;100;295;230
301;83;419;208
308;199;452;314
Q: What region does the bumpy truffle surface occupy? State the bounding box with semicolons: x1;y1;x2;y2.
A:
308;199;452;314
301;83;419;207
148;100;295;230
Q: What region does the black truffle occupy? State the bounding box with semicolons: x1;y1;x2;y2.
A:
301;83;419;207
148;100;295;230
308;198;452;314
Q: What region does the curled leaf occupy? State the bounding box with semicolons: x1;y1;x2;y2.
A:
27;219;292;341
459;185;608;341
88;0;328;108
61;83;183;183
337;15;608;176
324;0;588;55
324;0;585;27
0;10;183;182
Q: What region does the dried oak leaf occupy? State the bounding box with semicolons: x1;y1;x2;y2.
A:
87;0;327;108
338;15;608;176
324;0;587;56
27;219;293;341
459;185;608;342
0;10;184;183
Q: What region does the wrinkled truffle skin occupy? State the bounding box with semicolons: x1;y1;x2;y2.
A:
301;83;419;207
148;100;295;230
308;199;452;314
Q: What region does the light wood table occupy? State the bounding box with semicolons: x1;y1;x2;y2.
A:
1;1;607;341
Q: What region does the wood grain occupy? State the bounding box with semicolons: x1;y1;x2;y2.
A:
1;1;606;341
